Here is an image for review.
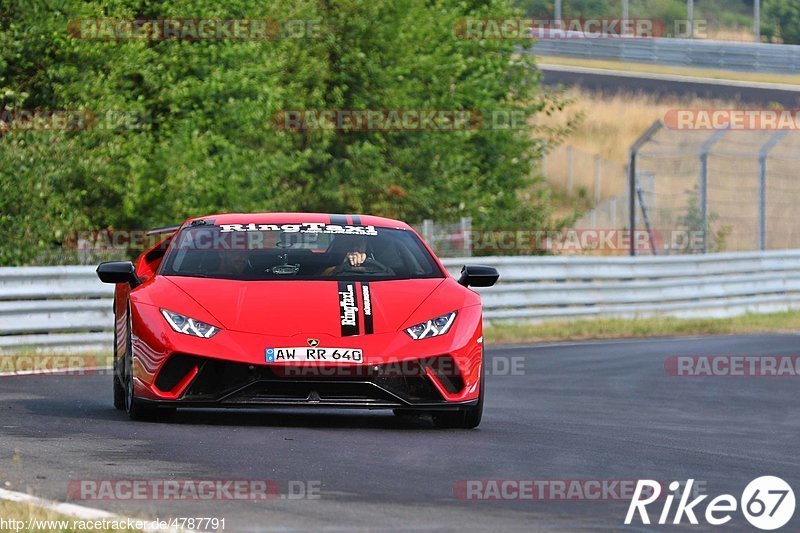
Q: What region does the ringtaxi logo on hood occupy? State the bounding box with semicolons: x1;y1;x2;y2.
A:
625;477;795;530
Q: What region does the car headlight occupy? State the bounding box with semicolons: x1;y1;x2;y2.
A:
160;309;219;338
405;311;457;340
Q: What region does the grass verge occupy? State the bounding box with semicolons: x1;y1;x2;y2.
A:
0;500;138;532
0;353;111;374
536;55;800;86
484;310;800;344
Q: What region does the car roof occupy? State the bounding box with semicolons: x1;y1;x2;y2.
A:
184;213;412;230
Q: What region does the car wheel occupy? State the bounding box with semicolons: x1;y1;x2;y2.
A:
112;312;125;410
113;373;125;410
123;303;155;421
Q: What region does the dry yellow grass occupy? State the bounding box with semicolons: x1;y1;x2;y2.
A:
705;26;758;42
532;88;800;251
0;500;139;532
534;88;742;165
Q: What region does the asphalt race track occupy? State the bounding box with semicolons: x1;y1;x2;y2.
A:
1;334;798;532
539;65;800;107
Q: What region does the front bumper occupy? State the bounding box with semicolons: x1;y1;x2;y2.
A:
139;354;476;410
128;303;484;409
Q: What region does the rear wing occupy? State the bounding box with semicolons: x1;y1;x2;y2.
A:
146;225;181;236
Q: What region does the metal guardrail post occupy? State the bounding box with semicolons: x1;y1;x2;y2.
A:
628;120;664;256
757;131;789;250
698;130;726;254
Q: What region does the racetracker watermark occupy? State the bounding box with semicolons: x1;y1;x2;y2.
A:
468;229;706;254
68;18;321;40
0;354;108;376
664;109;800;130
0;109;150;132
453;18;665;39
67;479;321;501
0;518;225;533
665;355;800;377
453;480;691;501
72;228;707;255
269;355;526;378
272;109;526;131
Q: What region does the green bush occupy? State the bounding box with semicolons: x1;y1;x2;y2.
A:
762;0;800;44
0;0;571;265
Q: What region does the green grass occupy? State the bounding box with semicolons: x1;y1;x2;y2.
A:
0;353;111;373
484;310;800;344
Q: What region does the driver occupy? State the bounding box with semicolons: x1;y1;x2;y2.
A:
323;234;368;275
219;248;251;275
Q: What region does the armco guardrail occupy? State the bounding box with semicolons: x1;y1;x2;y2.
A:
0;266;113;353
530;36;800;74
441;250;800;321
2;250;800;352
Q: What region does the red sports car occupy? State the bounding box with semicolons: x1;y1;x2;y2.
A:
97;213;498;428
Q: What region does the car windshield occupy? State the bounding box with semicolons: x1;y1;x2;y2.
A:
159;223;444;281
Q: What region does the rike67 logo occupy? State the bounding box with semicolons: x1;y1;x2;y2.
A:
625;477;795;530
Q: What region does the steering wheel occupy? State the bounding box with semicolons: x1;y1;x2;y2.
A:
361;258;393;274
336;257;393;275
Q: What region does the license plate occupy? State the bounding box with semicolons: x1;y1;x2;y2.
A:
266;347;364;363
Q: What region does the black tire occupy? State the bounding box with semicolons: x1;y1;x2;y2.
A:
125;358;156;421
433;352;485;429
113;373;125;410
122;302;155;421
112;310;125;410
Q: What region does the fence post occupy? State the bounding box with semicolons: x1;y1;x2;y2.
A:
757;131;789;250
627;120;664;256
460;217;472;257
609;197;617;227
636;183;657;255
698;130;726;254
422;219;434;247
554;0;562;28
754;0;761;42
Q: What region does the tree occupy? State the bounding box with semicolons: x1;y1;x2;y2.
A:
0;0;567;264
762;0;800;44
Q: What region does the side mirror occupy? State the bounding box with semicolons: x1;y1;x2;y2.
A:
96;261;142;288
458;265;499;288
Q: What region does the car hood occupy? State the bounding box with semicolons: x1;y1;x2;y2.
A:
163;276;447;337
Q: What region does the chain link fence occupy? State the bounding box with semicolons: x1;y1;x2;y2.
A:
412;218;472;258
577;120;800;255
542;144;627;203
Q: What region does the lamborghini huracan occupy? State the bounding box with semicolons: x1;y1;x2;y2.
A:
97;213;498;428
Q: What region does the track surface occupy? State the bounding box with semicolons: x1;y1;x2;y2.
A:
539;65;800;106
1;335;799;532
